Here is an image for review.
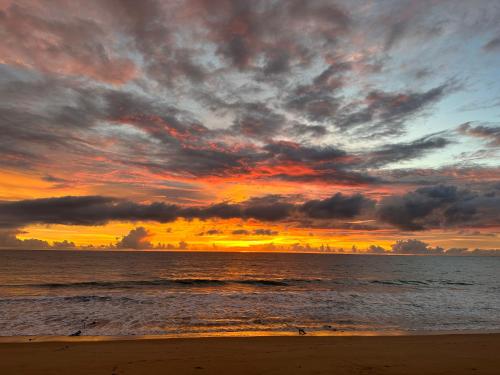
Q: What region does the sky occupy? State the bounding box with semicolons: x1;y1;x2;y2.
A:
0;0;499;253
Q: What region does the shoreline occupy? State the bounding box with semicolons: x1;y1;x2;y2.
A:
1;329;499;343
1;333;499;374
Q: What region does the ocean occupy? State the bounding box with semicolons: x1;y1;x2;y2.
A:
0;250;499;337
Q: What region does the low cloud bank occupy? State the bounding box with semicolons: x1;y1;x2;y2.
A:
1;184;498;231
0;228;498;255
0;193;373;228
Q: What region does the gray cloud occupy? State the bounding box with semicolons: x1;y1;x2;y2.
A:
300;193;374;219
0;228;76;250
336;84;448;136
0;192;376;228
116;227;152;249
458;122;500;146
361;134;451;168
377;185;500;230
391;239;444;255
483;36;500;52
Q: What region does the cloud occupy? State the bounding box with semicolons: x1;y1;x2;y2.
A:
0;229;49;249
230;102;285;140
300;193;374;219
483;36;500;52
367;245;387;254
336;84;449;136
116;227;152;250
197;229;223;236
458;122;500;146
231;229;250;235
0;192;375;228
252;229;279;236
284;61;350;122
361;134;451;168
193;0;350;73
0;2;137;84
231;228;278;236
377;184;500;230
0;73;456;188
0;196;179;228
391;239;444;255
0;228;75;250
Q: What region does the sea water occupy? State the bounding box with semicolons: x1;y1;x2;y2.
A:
0;250;499;337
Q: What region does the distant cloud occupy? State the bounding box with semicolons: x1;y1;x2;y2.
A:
197;229;223;236
252;229;279;236
391;239;444;255
231;229;279;236
116;227;152;250
231;229;250;235
0;229;75;250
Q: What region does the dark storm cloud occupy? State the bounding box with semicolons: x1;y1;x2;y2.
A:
377;185;500;230
458;122;500;146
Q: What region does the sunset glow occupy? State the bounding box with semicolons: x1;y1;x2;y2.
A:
0;0;499;254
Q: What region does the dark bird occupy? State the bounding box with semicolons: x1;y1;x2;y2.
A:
69;330;81;337
298;328;307;335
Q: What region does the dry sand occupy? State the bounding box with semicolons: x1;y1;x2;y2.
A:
1;334;499;374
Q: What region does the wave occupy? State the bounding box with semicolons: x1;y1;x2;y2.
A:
370;279;429;286
4;277;476;290
8;278;325;289
370;279;475;286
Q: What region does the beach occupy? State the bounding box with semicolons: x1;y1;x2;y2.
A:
1;334;499;374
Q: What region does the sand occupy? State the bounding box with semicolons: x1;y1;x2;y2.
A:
1;334;499;374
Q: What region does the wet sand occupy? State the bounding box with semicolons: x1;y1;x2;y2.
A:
1;334;499;374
